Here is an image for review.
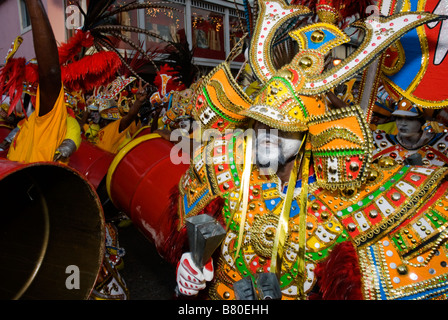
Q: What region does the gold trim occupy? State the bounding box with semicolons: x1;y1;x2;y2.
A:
249;0;311;82
381;40;406;76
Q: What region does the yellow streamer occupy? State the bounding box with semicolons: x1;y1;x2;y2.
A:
297;146;311;300
270;155;299;277
228;131;253;260
270;133;308;277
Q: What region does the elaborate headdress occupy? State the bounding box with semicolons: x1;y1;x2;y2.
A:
392;97;424;118
150;64;186;106
244;0;441;190
192;0;441;190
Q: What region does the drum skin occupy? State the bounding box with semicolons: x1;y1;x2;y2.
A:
107;130;190;250
0;159;105;299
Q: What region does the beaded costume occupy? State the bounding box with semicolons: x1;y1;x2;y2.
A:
174;0;448;300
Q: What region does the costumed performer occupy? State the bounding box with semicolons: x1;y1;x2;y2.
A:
169;0;448;300
7;0;67;164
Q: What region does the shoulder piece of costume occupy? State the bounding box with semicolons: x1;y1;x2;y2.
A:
191;63;253;132
373;130;448;166
280;157;448;301
310;159;448;299
313;160;448;248
177;130;245;226
308;104;374;190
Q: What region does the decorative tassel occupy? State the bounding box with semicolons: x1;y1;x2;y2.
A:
271;154;300;276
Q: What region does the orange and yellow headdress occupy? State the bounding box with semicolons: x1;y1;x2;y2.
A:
240;0;441;190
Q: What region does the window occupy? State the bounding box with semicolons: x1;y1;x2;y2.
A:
144;1;186;52
110;0;141;51
229;14;245;62
191;7;225;60
18;0;31;33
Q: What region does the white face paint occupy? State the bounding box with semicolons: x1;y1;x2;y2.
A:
254;121;303;173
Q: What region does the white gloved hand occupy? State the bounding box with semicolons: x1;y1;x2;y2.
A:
176;252;214;296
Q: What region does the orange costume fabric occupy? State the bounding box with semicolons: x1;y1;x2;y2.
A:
94;120;138;154
8;85;67;163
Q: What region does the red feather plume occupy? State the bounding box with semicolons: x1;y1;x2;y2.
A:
58;30;94;65
61;51;121;92
0;57;36;116
58;30;122;92
154;64;187;96
310;241;363;300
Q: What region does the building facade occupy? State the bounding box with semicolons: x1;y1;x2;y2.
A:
0;0;68;62
0;0;246;71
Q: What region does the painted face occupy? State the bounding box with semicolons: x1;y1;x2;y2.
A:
253;121;303;173
91;111;101;124
395;116;422;137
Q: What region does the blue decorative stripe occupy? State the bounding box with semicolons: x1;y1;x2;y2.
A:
183;189;209;216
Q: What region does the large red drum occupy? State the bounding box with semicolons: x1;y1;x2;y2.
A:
106;130;190;252
68;138;115;190
0;159;105;299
